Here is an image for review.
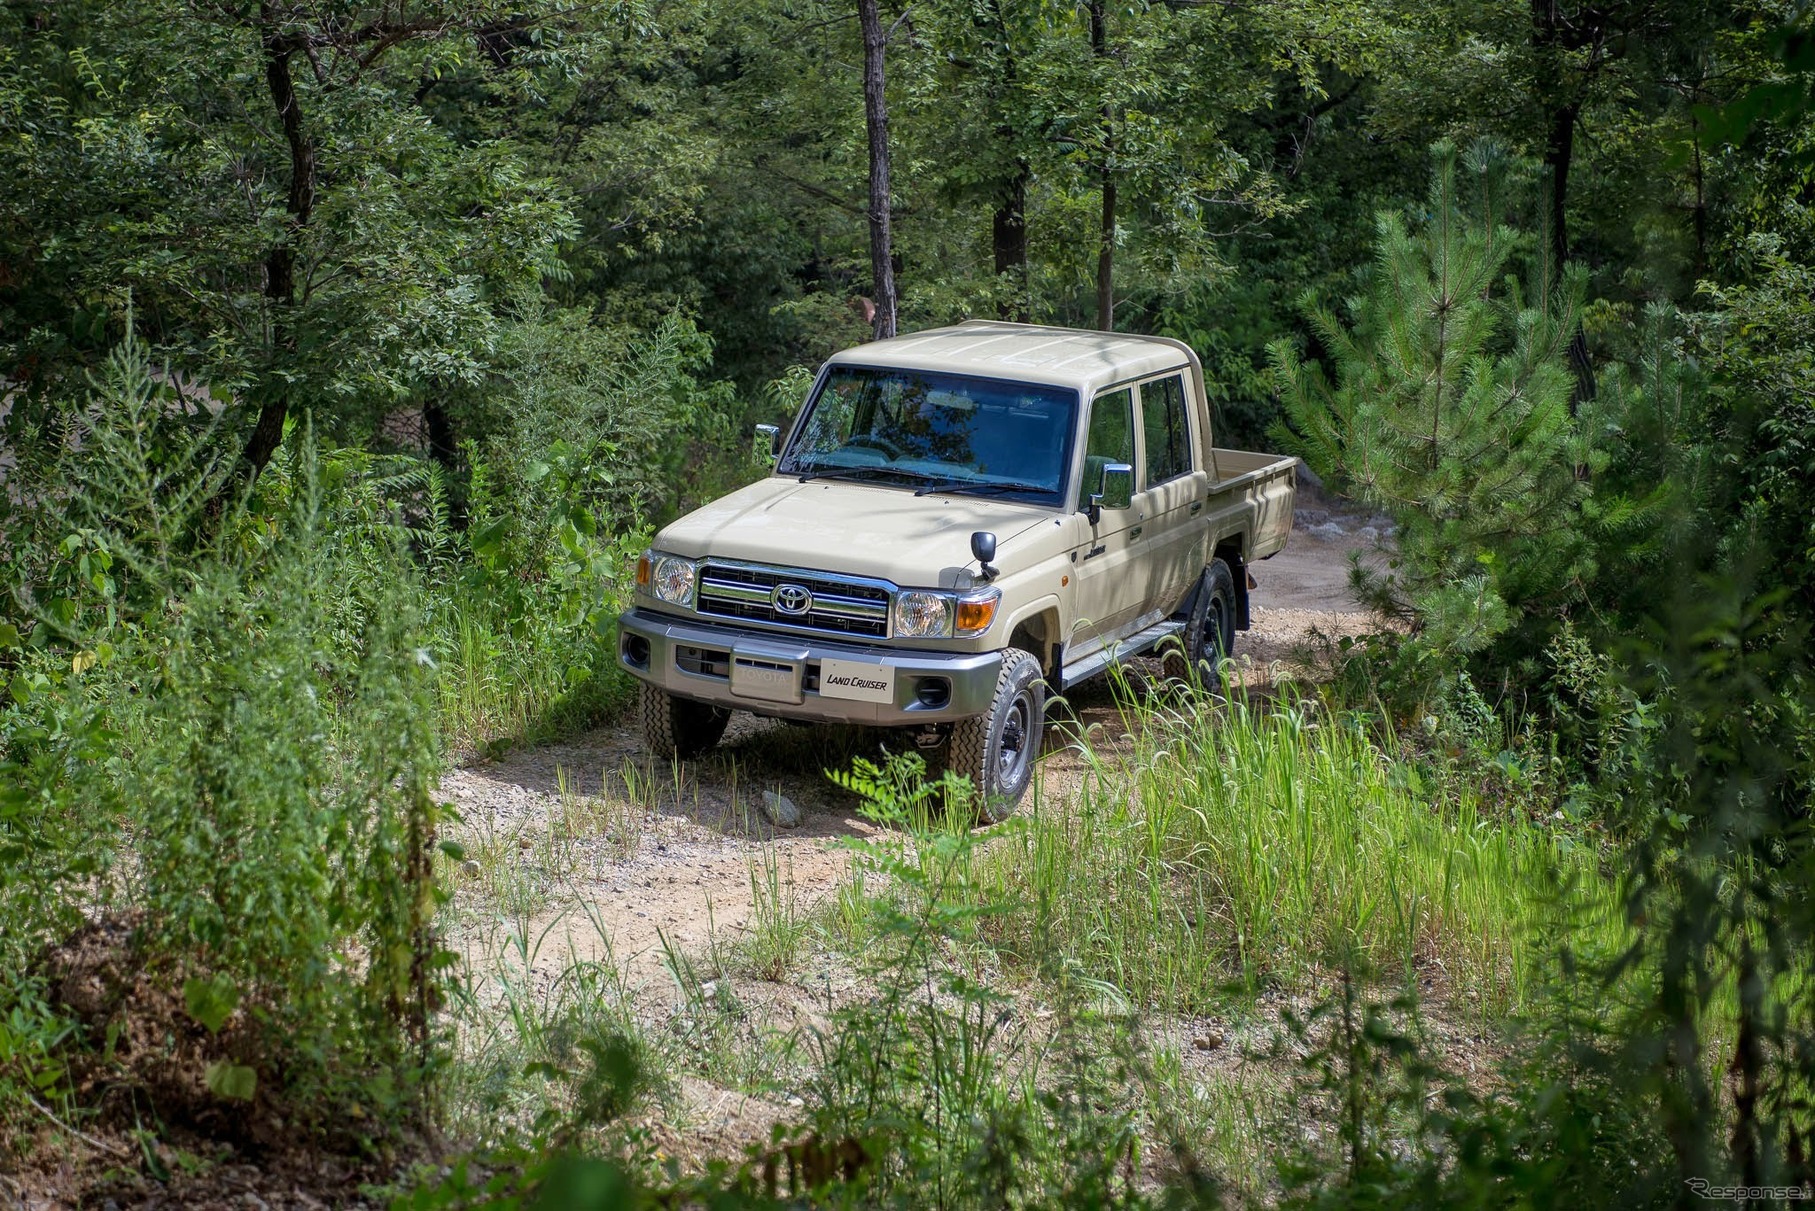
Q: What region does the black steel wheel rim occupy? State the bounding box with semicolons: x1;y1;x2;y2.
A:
997;694;1033;786
1203;595;1228;662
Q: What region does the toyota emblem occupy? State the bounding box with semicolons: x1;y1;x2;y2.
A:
771;583;813;615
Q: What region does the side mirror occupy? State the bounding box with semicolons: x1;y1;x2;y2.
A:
754;423;781;464
1087;461;1134;524
970;531;998;581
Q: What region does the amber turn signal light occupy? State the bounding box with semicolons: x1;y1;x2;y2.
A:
636;553;652;586
955;597;997;634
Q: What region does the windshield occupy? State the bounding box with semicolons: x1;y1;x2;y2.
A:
778;365;1078;507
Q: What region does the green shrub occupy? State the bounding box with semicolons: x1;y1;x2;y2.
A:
123;455;449;1122
0;332;456;1141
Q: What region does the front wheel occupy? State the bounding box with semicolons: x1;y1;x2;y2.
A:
936;648;1045;824
1163;559;1237;687
638;681;731;760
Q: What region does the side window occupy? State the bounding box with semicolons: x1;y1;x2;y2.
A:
1079;388;1135;508
1140;375;1192;487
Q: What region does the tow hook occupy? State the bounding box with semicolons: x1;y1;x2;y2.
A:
913;725;947;750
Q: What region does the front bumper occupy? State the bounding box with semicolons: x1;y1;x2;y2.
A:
617;608;1003;726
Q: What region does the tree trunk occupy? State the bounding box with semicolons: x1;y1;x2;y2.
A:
984;0;1030;322
1730;939;1763;1191
243;7;318;477
423;401;457;470
1690;118;1708;282
1532;0;1593;404
1543;101;1595;403
992;164;1030;322
1089;0;1113;331
1541;100;1575;295
859;0;897;341
1097;173;1115;331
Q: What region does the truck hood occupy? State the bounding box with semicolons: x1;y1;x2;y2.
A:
653;477;1058;588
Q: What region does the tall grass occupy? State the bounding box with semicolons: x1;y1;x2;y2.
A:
975;690;1623;1017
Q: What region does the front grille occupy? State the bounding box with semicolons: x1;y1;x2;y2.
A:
695;561;891;639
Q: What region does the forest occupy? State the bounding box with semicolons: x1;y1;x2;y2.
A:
2;0;1813;1206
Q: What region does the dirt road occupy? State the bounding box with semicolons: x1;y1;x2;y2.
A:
438;506;1383;991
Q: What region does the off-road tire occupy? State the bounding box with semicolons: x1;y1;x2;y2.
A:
1163;559;1237;687
937;647;1045;824
638;681;731;760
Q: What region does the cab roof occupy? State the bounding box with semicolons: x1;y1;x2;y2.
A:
823;321;1199;396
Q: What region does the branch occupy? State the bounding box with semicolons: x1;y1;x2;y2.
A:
302;39;329;87
757;162;867;215
27;1093;131;1160
355;20;453;70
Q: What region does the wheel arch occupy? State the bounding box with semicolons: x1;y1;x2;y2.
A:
1212;536;1251;630
1003;595;1063;680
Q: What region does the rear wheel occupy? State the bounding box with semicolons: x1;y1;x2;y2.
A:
1163;560;1237;687
638;681;731;760
935;648;1045;824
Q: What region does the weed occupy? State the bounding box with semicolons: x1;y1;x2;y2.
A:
738;845;810;982
445;909;666;1148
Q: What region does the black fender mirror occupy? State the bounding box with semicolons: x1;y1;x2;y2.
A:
971;530;998;581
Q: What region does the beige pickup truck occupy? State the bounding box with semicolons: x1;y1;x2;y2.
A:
618;322;1295;819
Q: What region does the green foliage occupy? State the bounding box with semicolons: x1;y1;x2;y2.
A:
970;690;1618;1016
459;303;736;522
1692;223;1815;603
1273;140;1595;675
0;0;578;430
434;439;646;753
30;382;454;1123
0;320;648;1150
4;0;1814;1199
1261;950;1678;1209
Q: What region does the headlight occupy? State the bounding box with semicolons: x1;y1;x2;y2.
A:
892;588;999;639
647;552;698;608
893;591;953;639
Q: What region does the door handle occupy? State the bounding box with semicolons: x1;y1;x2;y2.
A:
1189;502;1203;515
1130;525;1143;540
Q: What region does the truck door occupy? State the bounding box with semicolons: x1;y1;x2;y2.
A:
1069;386;1147;653
1136;373;1211;611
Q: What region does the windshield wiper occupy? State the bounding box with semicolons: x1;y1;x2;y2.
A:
913;479;1053;498
794;466;920;485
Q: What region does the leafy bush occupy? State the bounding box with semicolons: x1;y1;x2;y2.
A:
119;459;448;1126
433;440;646;753
455;301;737;524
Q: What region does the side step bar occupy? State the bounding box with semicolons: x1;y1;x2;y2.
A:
1058;618;1186;691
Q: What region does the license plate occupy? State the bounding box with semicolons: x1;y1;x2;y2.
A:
731;656;801;703
818;658;895;704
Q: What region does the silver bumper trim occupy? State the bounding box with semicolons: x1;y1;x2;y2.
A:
618;609;1003;726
